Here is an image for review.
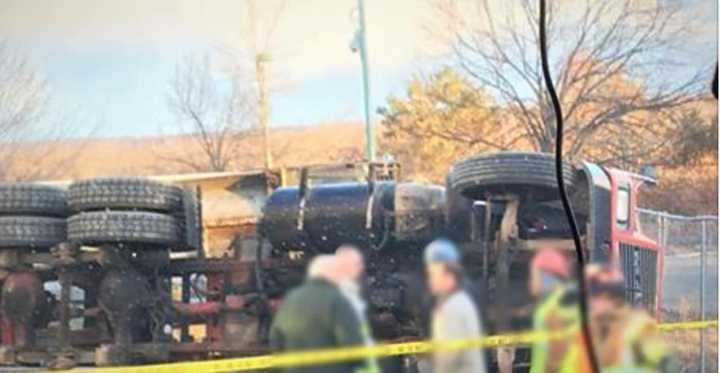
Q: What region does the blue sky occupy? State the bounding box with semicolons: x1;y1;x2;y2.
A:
0;0;715;139
0;0;447;138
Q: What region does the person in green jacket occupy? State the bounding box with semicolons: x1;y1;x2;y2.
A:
529;249;578;373
269;254;369;373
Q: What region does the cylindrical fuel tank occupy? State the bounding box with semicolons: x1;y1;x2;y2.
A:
393;182;446;244
261;182;445;253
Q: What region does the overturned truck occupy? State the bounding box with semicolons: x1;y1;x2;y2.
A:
0;152;662;369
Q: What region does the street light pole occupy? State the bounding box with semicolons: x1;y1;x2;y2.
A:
357;0;375;162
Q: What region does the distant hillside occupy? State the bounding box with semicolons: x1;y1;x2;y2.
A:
8;123;366;181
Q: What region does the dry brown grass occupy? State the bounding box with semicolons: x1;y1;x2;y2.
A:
664;298;719;373
642;154;718;216
7;122;365;181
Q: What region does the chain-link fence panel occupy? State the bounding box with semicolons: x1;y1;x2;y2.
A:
638;208;718;373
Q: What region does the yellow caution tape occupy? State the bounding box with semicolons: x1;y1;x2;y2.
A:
47;319;718;373
658;319;717;331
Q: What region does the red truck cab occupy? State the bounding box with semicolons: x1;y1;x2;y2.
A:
605;167;663;318
580;163;662;318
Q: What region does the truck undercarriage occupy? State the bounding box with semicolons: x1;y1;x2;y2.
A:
0;152;661;371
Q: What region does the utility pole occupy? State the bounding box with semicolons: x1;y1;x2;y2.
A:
355;0;375;162
256;53;272;169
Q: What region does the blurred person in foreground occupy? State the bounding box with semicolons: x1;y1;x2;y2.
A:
424;238;487;373
335;245;379;373
269;254;367;373
529;249;579;373
334;245;368;328
561;266;680;373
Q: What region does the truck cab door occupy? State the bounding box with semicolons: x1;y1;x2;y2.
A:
579;161;613;263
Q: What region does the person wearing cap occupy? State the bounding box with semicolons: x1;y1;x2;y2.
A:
528;249;579;373
424;238;487;373
561;266;680;373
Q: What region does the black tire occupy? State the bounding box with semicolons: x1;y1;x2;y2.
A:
68;178;183;213
449;152;575;201
0;184;68;217
0;216;67;249
67;211;181;246
175;187;202;252
444;177;474;243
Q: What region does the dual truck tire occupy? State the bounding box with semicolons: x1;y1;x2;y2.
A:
67;178;183;247
2;153;568;248
0;184;68;249
0;179;183;249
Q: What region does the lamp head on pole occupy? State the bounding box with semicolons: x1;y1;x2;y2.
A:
349;29;361;53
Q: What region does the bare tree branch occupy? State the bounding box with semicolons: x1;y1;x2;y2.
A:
162;54;253;172
430;0;708;167
0;41;90;181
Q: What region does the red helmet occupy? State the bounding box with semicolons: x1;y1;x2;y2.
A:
531;249;570;279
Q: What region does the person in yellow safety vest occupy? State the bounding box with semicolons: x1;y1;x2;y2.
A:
529;249;579;373
561;266;681;373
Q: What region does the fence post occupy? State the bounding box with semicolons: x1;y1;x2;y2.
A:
700;219;707;373
656;212;664;321
656;213;663;251
661;213;668;251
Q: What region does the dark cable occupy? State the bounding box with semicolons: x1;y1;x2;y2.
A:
712;63;717;99
537;1;600;372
